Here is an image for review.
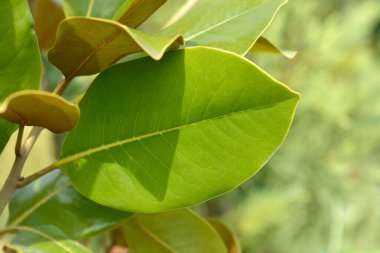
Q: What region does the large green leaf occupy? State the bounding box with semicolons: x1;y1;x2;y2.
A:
8;171;131;239
0;0;41;151
156;0;288;55
63;0;166;27
123;209;227;253
48;17;183;77
7;226;91;253
59;47;299;212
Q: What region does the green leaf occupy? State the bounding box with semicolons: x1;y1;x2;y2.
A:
63;0;166;28
123;209;227;253
59;47;299;212
0;91;79;133
158;0;288;55
0;0;41;151
9;226;91;253
250;37;297;59
208;219;241;253
48;17;183;77
8;171;131;239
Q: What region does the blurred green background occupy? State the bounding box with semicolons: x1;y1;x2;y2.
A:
202;0;380;252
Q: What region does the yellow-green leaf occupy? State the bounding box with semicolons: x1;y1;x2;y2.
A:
30;0;65;50
250;37;297;59
208;219;241;253
0;91;79;133
48;17;184;78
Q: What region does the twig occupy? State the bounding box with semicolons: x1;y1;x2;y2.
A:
17;163;58;189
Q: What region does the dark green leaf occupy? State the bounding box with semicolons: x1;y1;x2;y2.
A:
124;209;227;253
8;171;131;239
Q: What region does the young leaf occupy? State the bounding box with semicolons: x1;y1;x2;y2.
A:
0;91;79;133
0;0;41;151
8;171;131;239
59;47;299;212
250;37;297;59
63;0;166;28
208;219;241;253
158;0;288;55
48;17;184;77
7;226;92;253
123;209;227;253
30;0;65;50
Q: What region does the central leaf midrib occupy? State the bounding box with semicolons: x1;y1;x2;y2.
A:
58;97;296;167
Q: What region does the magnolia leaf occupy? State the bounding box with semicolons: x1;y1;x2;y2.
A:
157;0;288;55
48;17;184;78
8;226;91;253
123;209;227;253
8;171;131;239
59;47;299;212
0;91;79;133
0;0;41;151
30;0;65;50
63;0;166;28
250;37;297;59
208;219;241;253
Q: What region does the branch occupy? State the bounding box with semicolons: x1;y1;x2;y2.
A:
0;127;43;214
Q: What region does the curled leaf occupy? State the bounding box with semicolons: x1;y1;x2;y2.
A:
250;37;297;59
48;17;184;77
0;91;79;133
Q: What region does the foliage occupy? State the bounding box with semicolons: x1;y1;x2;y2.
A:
0;0;300;252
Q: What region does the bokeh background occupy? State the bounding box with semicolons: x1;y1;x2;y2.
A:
200;0;380;252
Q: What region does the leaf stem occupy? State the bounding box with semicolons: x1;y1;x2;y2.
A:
17;163;58;189
14;124;24;157
86;0;94;17
53;76;73;96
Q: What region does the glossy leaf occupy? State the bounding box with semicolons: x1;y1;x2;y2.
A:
208;219;241;253
8;171;131;239
0;91;79;133
123;209;227;253
30;0;65;50
59;47;299;212
9;226;91;253
159;0;288;55
63;0;166;28
250;37;297;59
48;17;184;77
0;0;41;151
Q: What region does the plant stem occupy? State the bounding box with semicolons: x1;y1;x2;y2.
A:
17;163;58;189
53;76;72;96
0;127;43;215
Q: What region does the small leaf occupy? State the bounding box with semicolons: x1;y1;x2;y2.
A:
208;219;241;253
8;171;131;239
250;37;297;59
59;47;299;212
48;17;183;77
123;209;227;253
0;0;41;151
0;91;79;133
9;226;91;253
156;0;288;55
30;0;65;50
